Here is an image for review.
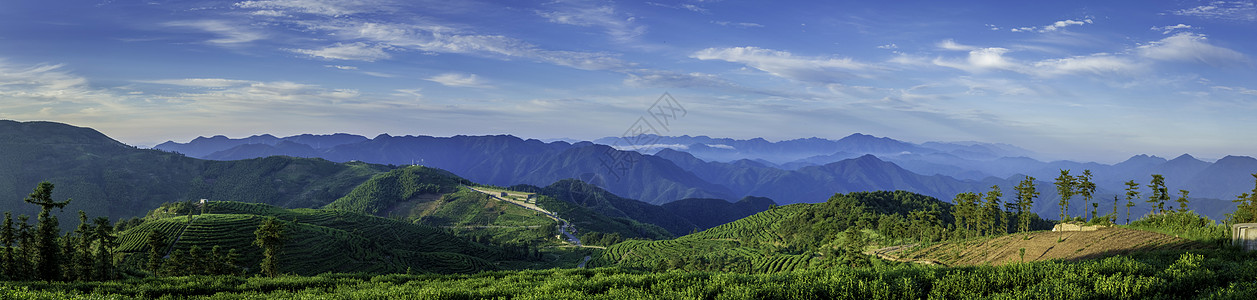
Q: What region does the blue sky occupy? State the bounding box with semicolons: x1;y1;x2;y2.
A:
1;0;1255;162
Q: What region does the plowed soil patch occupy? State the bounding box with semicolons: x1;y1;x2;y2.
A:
885;228;1208;266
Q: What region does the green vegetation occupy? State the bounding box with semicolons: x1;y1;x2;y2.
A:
108;201;530;276
322;166;468;215
3;249;1256;299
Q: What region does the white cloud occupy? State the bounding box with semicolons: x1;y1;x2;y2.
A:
234;0;389;17
290;42;393;62
164;20;265;45
712;21;764;28
691;47;875;84
1137;33;1248;65
308;21;628;71
426;73;492;88
137;78;253;87
937;39;976;51
877;44;898;50
537;1;645;42
1030;54;1143;77
1009;18;1093;33
325;65;358;70
250;10;287;17
1151;24;1193;34
1173;1;1257;22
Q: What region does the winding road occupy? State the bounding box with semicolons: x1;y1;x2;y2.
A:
465;186;583;246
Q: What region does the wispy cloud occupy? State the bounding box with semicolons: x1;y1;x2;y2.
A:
426;73;492;88
137;78;253;87
1151;24;1193;34
711;21;764;28
1009;18;1093;33
691;47;876;84
289;42;393;61
300;20;629;70
163;20;265;46
234;0;391;17
1172;1;1257;22
1137;33;1248;65
537;1;645;43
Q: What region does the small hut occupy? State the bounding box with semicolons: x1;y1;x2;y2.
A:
1234;223;1257;251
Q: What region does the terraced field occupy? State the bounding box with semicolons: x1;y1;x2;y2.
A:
115;201;508;275
888;227;1210;266
589;204;820;272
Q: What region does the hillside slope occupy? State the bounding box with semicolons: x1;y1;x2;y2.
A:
0;120;391;225
115;201;514;275
884;227;1209;266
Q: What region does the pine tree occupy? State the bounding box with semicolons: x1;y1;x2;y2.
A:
146;230;165;275
15;215;33;279
1124;180;1140;224
1077;170;1097;221
162;249;186;276
983;185;1006;236
186;246;206;276
1175;190;1190;213
1054;170;1075;221
72;211;93;281
1;212;13;280
1228;174;1257;224
1148;175;1170;214
1014;176;1039;233
91;217;115;281
254;217;286;277
24;182;72;281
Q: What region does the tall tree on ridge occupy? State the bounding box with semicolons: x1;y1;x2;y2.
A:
984;185;1006;236
1054;170;1075;221
1124;180;1140;224
1175;190;1191;213
1014;176;1039;233
1148;175;1170;214
1077;170;1097;220
24;182;72;281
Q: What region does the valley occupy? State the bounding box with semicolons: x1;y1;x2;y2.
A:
1;120;1255;299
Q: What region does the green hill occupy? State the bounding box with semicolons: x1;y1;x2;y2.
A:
115;201;520;276
322;166;469;215
589;191;979;272
0;120;391;228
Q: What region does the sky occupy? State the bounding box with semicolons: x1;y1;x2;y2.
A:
1;0;1255;163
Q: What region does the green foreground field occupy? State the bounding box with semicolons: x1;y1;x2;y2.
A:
3;249;1255;299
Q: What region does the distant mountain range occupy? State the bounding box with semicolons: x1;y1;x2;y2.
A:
152;130;1257;221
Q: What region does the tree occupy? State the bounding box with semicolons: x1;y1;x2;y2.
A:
1176;190;1190;213
1077;170;1097;221
1054;170;1076;221
1228;174;1257;224
841;227;870;268
984;185;1006;235
91;217;116;280
1;212;13;280
1124;180;1140;224
71;211;93;281
15;215;33;279
24;181;72;281
146;230;165;275
1014;176;1039;233
1147;175;1170;214
254;217;286;277
952;192;980;238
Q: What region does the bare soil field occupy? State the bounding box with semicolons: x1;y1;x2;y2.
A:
880;227;1209;266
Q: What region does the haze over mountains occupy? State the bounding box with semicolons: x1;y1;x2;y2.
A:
153;130;1255;221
